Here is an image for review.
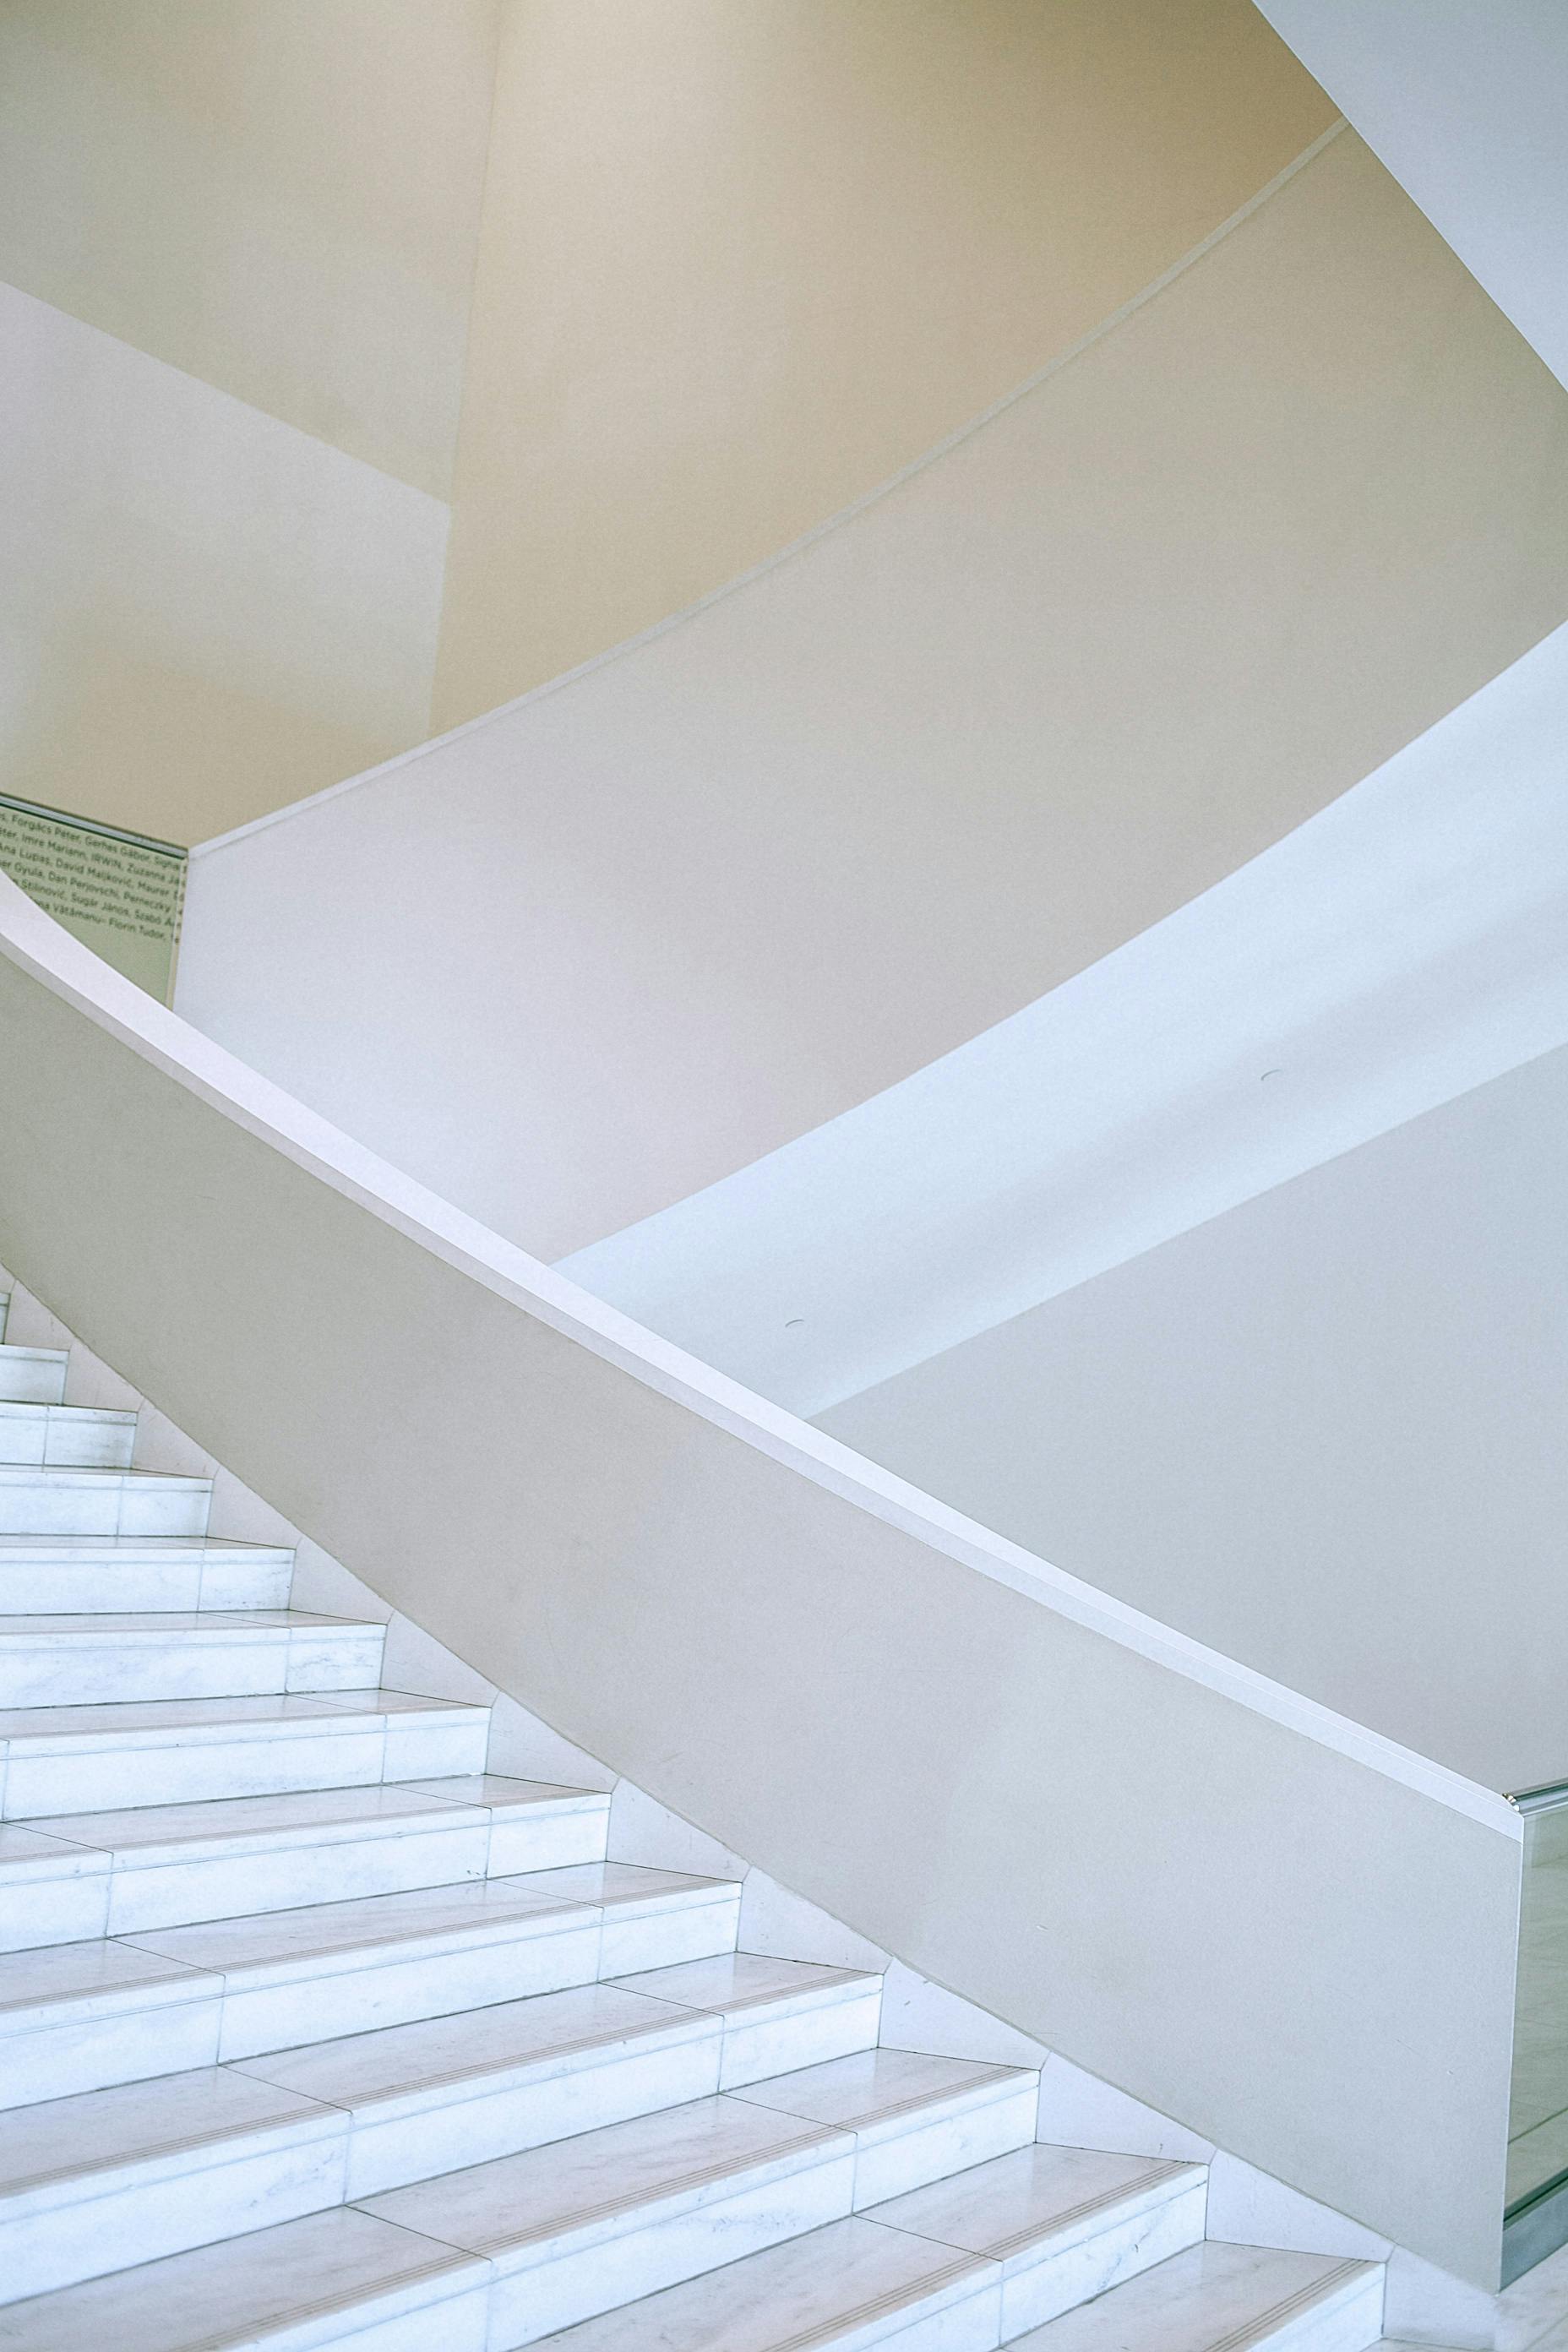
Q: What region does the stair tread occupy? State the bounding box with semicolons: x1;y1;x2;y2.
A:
0;2065;331;2197
0;1610;373;1637
531;2213;994;2349
1007;2242;1379;2350
0;1403;135;1424
360;2087;847;2256
731;2046;1032;2135
0;2206;486;2352
0;1538;290;1557
499;1860;738;1912
0;1467;209;1487
0;1937;208;2016
6;1773;600;1860
608;1952;878;2018
0;1347;68;1364
863;2143;1202;2265
229;1979;711;2110
117;1870;598;1972
0;1689;483;1741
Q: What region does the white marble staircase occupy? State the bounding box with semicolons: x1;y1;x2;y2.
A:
0;1293;1393;2350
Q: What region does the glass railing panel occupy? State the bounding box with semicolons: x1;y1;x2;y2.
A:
1506;1786;1568;2282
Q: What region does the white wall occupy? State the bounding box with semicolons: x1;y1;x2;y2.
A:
564;621;1568;1415
0;873;1525;2284
1252;0;1568;391
824;1042;1568;1797
179;127;1568;1260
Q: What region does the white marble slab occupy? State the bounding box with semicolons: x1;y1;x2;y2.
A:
400;1775;611;1876
0;1405;137;1471
0;2206;494;2352
0;1347;68;1408
0;1539;293;1616
524;2214;1004;2350
235;1980;724;2198
503;1862;743;1975
127;1875;603;2055
0;1822;111;1952
0;1613;384;1708
608;1952;883;2087
37;1783;493;1936
0;1691;487;1816
867;2146;1207;2335
1006;2242;1385;2352
734;2049;1040;2208
0;2063;347;2300
365;2091;857;2344
0;1468;211;1540
0;1936;222;2106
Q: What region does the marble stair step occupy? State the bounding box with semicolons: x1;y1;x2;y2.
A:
126;1871;627;2056
0;1351;69;1407
362;2089;859;2345
607;1953;883;2087
528;2212;1009;2350
363;2051;1032;2348
0;2062;348;2304
0;1958;823;2296
1008;2241;1385;2352
728;2047;1040;2209
0;1467;212;1539
863;2144;1207;2336
0;1538;293;1614
0;1611;385;1707
0;1869;640;2103
0;1404;137;1473
0;2205;493;2352
0;1689;490;1817
0;1774;612;1951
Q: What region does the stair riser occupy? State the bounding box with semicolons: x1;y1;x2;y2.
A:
215;1916;607;2062
998;2175;1208;2336
3;1983;223;2109
595;1893;741;1980
0;1852;111;1953
0;1358;68;1407
0;1805;612;1950
346;2030;725;2203
715;1987;883;2090
0;2117;346;2303
491;2142;858;2347
0;1413;136;1470
845;2079;1041;2212
0;1628;385;1707
0;1559;293;1614
0;1712;489;1817
0;1484;210;1538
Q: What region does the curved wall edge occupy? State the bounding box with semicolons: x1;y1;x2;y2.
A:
565;618;1568;1414
0;874;1519;2278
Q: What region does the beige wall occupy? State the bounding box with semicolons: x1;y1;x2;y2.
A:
435;0;1335;726
0;1;499;843
0;0;500;497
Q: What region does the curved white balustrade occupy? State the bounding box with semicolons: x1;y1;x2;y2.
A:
565;618;1568;1415
0;872;1520;2283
